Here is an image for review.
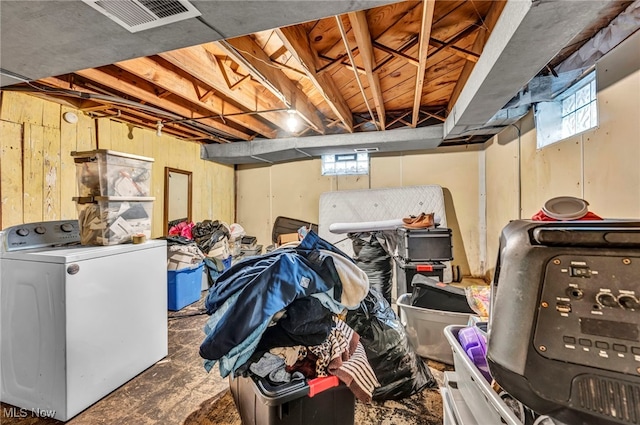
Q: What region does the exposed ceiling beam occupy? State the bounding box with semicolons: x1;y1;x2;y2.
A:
115;56;277;139
72;67;247;140
348;10;386;129
217;37;326;134
447;1;506;111
159;46;291;132
276;25;354;132
412;0;436;127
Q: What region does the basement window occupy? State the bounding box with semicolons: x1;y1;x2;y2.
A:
535;71;598;148
321;153;369;176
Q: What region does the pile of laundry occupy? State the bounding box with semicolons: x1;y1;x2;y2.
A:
200;230;382;401
200;230;436;402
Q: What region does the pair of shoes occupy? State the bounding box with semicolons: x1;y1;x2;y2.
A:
404;212;435;229
402;212;426;225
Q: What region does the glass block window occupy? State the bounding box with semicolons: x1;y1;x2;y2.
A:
535;71;598;149
321;153;369;176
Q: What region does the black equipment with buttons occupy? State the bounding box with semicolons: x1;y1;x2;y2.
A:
488;220;640;425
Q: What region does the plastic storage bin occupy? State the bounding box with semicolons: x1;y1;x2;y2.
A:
441;372;479;425
229;375;355;425
168;262;204;311
75;196;154;245
72;149;153;197
397;293;474;364
444;325;523;425
393;257;445;297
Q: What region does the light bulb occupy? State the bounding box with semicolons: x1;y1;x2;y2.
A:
156;121;163;137
286;110;298;132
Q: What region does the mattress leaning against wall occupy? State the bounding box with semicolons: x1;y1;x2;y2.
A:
318;185;452;283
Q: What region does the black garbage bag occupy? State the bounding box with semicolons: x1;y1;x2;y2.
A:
192;220;229;254
346;288;436;400
350;232;393;304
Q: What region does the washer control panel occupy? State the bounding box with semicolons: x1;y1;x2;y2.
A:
533;254;640;376
3;220;80;251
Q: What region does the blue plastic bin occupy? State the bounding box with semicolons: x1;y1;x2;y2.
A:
168;262;204;311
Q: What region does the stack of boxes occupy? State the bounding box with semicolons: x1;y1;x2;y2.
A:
72;149;154;245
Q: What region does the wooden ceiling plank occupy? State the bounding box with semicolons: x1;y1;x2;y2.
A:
447;1;506;111
218;36;325;134
411;0;436;127
160;46;291;132
114;57;273;139
276;25;354;132
73;67;251;141
348;10;386;129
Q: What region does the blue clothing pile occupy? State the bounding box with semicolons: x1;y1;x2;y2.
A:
200;231;365;377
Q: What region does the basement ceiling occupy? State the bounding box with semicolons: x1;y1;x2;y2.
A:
0;0;634;162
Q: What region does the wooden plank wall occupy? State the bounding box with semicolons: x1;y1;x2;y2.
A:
0;91;234;235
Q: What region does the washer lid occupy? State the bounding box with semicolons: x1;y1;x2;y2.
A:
542;197;589;220
0;239;166;263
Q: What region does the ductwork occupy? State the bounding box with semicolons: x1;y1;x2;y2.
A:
201;125;444;165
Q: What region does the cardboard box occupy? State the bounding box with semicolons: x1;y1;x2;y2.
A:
277;233;299;245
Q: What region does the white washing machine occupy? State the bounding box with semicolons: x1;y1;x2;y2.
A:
0;220;168;421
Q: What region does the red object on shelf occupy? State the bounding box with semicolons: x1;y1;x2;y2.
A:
307;376;339;397
531;210;603;221
416;264;434;272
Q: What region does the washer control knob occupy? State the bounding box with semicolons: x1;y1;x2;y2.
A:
34;226;46;235
61;223;74;233
16;228;29;237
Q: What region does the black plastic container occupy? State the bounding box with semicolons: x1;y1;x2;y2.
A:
409;275;475;313
394;257;446;297
229;375;355;425
396;227;453;262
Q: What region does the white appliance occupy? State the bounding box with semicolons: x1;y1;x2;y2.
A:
0;220;168;421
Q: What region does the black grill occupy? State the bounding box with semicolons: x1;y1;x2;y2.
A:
575;375;640;424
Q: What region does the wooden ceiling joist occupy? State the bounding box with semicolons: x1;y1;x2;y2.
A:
114;56;276;139
217;36;326;134
160;46;291;133
412;0;436;127
348;10;386;130
72;67;250;141
276;25;354;132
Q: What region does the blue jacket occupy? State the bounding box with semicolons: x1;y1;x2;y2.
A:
200;231;353;362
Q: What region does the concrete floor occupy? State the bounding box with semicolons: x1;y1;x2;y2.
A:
1;295;449;425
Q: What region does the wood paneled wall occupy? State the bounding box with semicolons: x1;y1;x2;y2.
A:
0;91;235;236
